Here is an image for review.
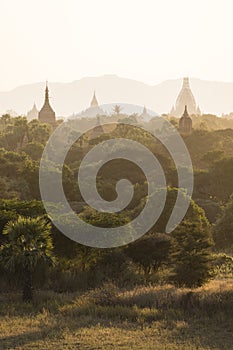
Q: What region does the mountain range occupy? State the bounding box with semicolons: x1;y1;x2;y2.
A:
0;75;233;117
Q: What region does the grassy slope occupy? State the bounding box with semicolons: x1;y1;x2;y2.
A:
1;280;233;350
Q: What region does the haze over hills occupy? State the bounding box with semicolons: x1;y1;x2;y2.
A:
0;75;233;117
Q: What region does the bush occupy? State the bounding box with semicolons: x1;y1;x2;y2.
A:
87;282;119;306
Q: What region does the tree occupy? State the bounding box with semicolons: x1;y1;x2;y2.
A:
28;120;52;145
112;104;123;115
209;157;233;201
169;117;178;127
125;233;171;276
0;116;28;151
79;207;132;247
214;196;233;250
0;114;11;129
171;221;213;288
132;188;210;235
13;116;28;148
201;150;224;167
0;216;55;301
23;141;44;161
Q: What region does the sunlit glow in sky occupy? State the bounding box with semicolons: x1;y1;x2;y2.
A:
0;0;233;90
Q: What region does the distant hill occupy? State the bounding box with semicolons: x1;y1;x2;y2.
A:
0;75;233;117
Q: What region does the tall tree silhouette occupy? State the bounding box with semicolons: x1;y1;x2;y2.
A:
0;216;55;301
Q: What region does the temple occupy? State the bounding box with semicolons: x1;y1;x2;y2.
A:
73;91;105;118
179;105;192;135
27;103;38;121
38;82;56;127
170;77;201;117
90;91;99;108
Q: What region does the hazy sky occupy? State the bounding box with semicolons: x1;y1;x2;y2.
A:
1;0;233;90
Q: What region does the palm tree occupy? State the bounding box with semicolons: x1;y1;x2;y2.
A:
112;105;123;115
0;216;55;302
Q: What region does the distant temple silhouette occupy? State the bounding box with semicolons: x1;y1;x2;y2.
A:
170;77;201;117
38;82;56;127
27;103;38;121
25;77;200;133
179;105;192;135
71;91;105;119
90;91;99;108
139;105;152;121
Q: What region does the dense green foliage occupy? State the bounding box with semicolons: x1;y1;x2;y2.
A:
214;196;233;250
171;221;213;287
0;113;232;296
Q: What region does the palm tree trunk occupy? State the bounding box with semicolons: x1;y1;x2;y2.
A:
23;265;33;302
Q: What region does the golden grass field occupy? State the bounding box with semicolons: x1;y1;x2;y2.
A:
1;279;233;350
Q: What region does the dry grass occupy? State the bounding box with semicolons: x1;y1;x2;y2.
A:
0;279;233;349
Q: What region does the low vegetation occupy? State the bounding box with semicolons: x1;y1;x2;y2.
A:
1;280;233;349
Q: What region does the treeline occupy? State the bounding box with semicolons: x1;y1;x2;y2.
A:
0;193;214;301
0;114;233;301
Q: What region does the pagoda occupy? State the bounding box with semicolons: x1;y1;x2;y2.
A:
38;82;56;127
90;91;99;108
179;105;192;135
27;103;38;121
171;77;201;117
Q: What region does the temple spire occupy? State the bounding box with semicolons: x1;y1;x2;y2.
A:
170;77;200;117
45;81;49;102
38;81;56;127
183;105;189;117
183;77;190;88
179;105;192;134
27;102;38;121
90;90;99;108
